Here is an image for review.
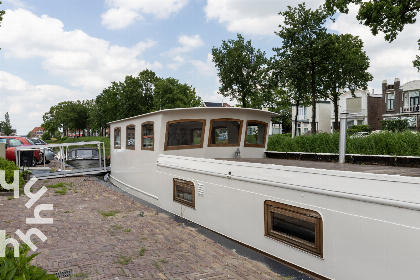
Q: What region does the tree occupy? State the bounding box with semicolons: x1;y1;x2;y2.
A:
325;0;420;70
153;77;202;110
414;39;420;72
323;33;373;130
3;112;13;135
212;34;269;108
274;4;331;134
0;1;4;51
325;0;419;42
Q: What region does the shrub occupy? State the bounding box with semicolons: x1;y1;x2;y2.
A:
0;240;58;279
381;119;408;132
267;131;420;156
0;157;25;192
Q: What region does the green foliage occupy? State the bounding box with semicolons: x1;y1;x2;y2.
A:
0;157;25;192
268;131;420;156
153;77;202;110
0;241;58;280
414;39;420;72
100;210;119;217
212;33;269;108
325;0;419;42
2;112;13;136
381;119;408;132
347;125;370;135
41;132;51;141
273;4;331;134
267;133;340;153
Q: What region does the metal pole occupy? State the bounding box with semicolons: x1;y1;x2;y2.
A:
339;114;348;163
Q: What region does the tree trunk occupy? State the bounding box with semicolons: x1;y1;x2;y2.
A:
311;59;317;134
294;100;300;137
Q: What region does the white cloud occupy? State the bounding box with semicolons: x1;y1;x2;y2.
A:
0;9;162;92
204;0;324;36
102;0;188;29
190;53;215;76
101;7;142;30
165;34;204;70
327;4;420;93
0;71;88;134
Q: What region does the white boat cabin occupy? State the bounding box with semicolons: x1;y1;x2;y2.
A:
109;107;420;280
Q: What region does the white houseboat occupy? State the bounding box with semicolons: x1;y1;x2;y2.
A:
109;107;420;280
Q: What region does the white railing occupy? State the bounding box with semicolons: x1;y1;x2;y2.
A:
402;105;420;112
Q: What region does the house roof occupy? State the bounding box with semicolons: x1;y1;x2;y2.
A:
203;102;231;107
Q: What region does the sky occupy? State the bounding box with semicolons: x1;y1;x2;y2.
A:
0;0;419;135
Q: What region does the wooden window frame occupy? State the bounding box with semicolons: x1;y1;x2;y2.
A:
207;118;243;147
114;127;121;149
264;200;323;258
126;124;135;150
244;120;268;148
164;119;206;151
141;122;154;151
173;178;195;209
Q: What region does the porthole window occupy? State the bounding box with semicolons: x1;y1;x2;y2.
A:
173;178;195;209
141;122;154;150
208;119;243;147
165;119;206;150
245;120;267;147
126;125;135;150
264;200;323;257
114;127;121;149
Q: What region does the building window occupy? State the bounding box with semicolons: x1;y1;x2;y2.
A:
386;93;395;111
298;106;305;119
126;125;135;150
114;127;121;149
244;120;267;147
165;119;206;150
173;178;195;209
208;119;243;147
264;200;323;258
141;122;154;150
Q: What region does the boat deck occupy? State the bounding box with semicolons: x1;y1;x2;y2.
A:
225;158;420;177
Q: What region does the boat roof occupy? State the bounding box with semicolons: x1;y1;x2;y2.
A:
108;107;279;125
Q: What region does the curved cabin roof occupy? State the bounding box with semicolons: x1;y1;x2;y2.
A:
107;107;278;125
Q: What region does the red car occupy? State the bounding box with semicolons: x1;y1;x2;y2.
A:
0;136;41;166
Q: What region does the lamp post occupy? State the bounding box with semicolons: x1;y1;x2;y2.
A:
339;113;349;163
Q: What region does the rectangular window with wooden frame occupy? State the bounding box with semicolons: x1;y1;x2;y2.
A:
141;122;154;150
264;200;323;258
173;178;195;209
126;125;135;150
244;120;267;147
165;119;206;150
114;127;121;149
208;118;243;147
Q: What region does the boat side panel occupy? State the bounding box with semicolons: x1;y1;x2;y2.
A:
155;155;420;280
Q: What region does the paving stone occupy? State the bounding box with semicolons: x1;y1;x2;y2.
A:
0;175;286;280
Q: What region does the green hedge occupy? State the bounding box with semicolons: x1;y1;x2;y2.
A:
0;157;25;192
267;131;420;156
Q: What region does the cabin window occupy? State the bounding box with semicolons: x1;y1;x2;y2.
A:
141;122;154;150
114;127;121;149
126;125;135;150
264;200;323;258
165;119;206;150
208;119;243;147
244;120;267;147
173;178;195;209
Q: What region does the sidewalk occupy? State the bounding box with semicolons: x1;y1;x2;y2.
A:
0;175;298;280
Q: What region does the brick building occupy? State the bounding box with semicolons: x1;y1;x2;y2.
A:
30;127;44;138
382;78;420;131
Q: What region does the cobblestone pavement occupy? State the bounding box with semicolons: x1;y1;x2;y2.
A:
0;175;291;280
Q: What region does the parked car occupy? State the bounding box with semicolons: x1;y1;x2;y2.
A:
0;136;41;166
350;132;370;138
30;138;55;164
